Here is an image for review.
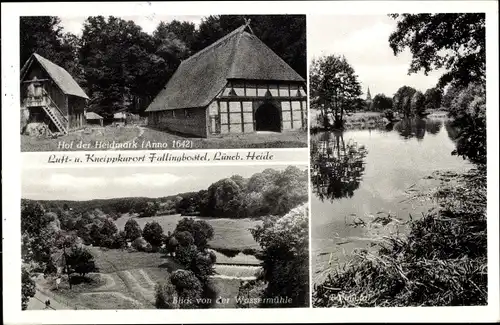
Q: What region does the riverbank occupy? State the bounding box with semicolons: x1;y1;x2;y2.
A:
310;110;450;133
313;167;487;307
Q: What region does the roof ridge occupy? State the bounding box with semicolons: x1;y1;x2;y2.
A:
227;29;246;81
181;25;246;65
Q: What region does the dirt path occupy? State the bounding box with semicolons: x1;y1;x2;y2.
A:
27;290;72;310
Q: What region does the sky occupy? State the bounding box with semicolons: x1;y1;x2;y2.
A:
22;165;305;201
308;15;446;97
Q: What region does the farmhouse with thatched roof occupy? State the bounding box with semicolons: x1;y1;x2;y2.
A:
20;53;89;135
145;24;307;138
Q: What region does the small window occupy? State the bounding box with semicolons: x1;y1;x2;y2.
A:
171;110;176;118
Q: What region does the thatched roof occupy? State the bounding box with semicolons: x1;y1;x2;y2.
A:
85;112;103;120
21;53;89;99
146;25;304;112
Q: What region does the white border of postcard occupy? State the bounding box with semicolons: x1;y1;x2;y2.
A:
2;1;499;324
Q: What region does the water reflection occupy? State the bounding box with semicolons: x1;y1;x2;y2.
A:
393;118;443;140
311;131;368;202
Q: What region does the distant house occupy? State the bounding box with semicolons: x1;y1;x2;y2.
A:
20;53;89;134
145;24;307;138
85;111;104;126
113;111;127;126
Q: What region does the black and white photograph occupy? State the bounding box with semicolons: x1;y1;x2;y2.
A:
20;14;307;152
309;13;488;307
21;165;309;309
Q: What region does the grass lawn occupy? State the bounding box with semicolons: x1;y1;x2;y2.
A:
115;214;262;251
21;125;307;151
21;126;141;152
88;246;179;273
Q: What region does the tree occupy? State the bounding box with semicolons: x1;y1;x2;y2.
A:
448;83;486;165
410;91;426;116
250;204;309;307
112;231;128;249
100;218;118;238
140;202;159;218
89;223;103;246
143;221;164;247
206;179;242;217
170;269;203;309
424;87;443;110
124;218;142;241
191;251;216;281
66;246;97;277
389;14;485;88
371;94;393;112
20;16;78;75
310;55;362;129
174;218;214;250
176;244;198;267
155;20;197;53
166;236;179;257
80;16;185;116
21;266;36;310
393;86;417;116
441;84;462;110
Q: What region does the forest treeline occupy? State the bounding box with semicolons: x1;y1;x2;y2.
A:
24;166;308;222
20;15;306;119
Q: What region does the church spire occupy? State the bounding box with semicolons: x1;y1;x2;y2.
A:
366;87;372;101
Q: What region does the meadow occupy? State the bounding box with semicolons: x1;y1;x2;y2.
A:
114;214;262;251
35;246;255;309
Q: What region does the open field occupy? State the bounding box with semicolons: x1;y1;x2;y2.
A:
21;125;307;151
115;214;262;251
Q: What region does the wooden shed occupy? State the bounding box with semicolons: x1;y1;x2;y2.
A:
145;24;307;138
85;111;104;126
20;53;89;135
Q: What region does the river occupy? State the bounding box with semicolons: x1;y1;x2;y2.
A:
310;117;471;284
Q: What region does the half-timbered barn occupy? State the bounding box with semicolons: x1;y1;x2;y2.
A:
145;24;307;138
20;53;89;135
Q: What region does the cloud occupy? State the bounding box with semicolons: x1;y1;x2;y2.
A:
113;173;186;188
48;173;106;189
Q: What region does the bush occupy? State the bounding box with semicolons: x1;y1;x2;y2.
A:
132;237;152;252
155;281;179;309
